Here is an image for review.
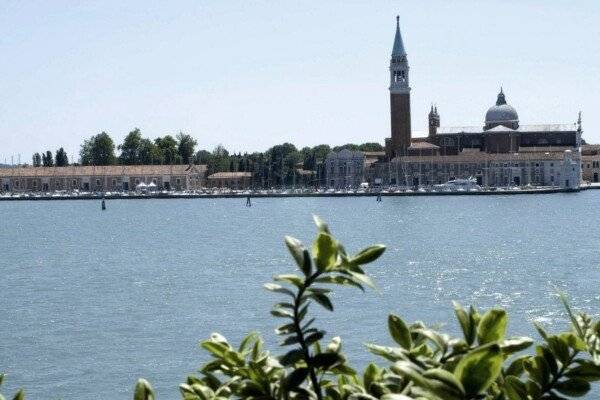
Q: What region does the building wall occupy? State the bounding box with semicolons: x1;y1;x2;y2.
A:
582;156;600;183
325;151;365;188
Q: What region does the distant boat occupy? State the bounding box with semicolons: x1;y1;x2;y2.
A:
434;178;481;192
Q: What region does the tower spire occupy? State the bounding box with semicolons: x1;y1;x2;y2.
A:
392;15;406;57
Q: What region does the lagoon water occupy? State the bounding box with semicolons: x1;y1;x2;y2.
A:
1;193;600;399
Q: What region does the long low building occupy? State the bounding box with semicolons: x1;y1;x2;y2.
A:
0;164;207;192
206;172;253;189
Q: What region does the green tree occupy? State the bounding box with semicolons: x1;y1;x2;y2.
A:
332;143;360;152
118;128;143;165
267;143;299;186
195;149;211;164
176;132;197;164
139;138;163;165
42;151;54;167
207;145;230;174
359;142;384;152
155;135;180;164
55;148;69;166
80;132;117;166
32;152;42;167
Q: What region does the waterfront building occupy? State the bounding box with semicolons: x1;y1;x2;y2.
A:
379;17;583;189
581;144;600;183
206;172;253;189
324;149;365;188
0;164;206;192
372;149;580;189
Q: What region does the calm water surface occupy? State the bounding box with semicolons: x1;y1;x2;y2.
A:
1;193;600;399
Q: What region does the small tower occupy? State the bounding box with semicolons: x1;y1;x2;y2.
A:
389;15;412;156
428;105;440;137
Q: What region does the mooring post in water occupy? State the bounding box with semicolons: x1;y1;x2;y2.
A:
101;198;106;210
246;195;252;207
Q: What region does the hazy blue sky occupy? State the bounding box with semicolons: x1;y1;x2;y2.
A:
1;1;599;163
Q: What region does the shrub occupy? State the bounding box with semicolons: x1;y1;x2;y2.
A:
3;216;600;399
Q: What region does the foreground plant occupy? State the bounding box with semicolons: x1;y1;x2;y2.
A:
4;217;600;399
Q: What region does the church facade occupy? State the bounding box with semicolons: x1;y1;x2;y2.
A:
379;17;583;189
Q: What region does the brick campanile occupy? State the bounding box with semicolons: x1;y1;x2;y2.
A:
389;16;411;156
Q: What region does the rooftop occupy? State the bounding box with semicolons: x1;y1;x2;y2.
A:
435;123;578;135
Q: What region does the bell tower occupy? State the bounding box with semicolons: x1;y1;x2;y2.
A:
389;16;411;156
428;105;440;137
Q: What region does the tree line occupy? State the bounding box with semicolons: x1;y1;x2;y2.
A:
30;129;383;186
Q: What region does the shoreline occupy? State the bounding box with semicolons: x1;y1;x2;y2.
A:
0;185;598;201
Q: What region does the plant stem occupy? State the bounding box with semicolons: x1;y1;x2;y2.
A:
293;272;323;400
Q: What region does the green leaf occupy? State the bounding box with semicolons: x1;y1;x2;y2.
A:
264;283;295;297
238;331;259;352
454;343;503;396
305;331;325;345
275;322;295;335
500;336;534;354
351;245;386;265
313;352;343;370
315;275;364;291
365;343;408;362
538;345;558;377
274;274;304;288
346;271;376;289
504;376;528;400
310;292;334;311
271;308;294;318
134;379;155;400
11;390;24;400
363;363;381;393
566;361;600;381
281;335;300;346
201;340;228;357
280;349;305;366
284;367;309;389
312;232;338;271
547;335;571;365
505;355;530;377
312;215;330;233
422;368;465;397
533;321;549;341
524;355;550;388
285;236;312;276
388;314;412;350
554;378;591;397
453;301;475;345
558;292;585;339
477;308;507;344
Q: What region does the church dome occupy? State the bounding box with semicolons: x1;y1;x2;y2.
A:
485;88;519;130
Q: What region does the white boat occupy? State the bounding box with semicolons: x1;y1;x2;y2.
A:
433;178;481;192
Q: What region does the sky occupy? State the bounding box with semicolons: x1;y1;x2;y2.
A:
1;0;599;164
